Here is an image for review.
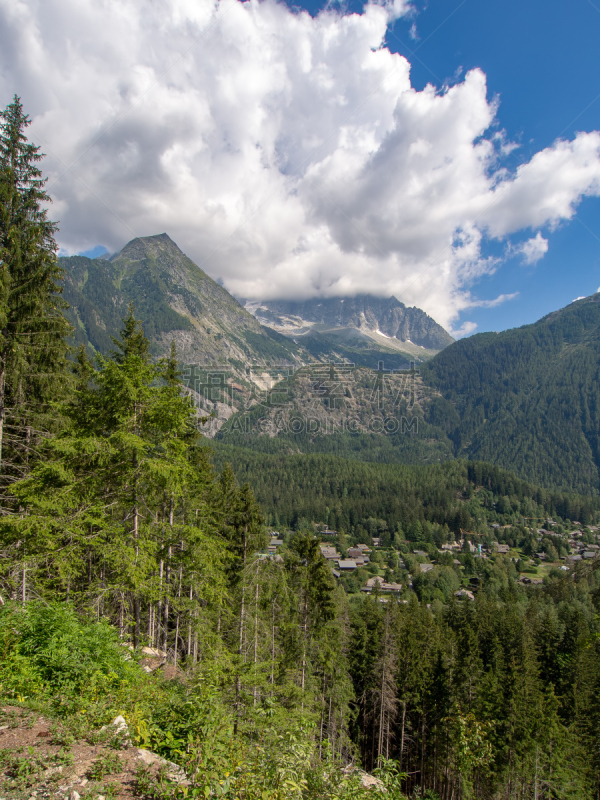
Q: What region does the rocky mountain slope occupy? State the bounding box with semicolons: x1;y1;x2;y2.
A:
60;235;455;431
61;233;304;366
247;295;454;365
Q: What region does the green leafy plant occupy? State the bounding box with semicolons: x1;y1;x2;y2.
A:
0;746;73;791
87;751;124;780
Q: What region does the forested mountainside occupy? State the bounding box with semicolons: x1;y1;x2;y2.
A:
61;233;304;365
421;293;600;494
60;233;600;495
2;305;599;799
209;444;600;534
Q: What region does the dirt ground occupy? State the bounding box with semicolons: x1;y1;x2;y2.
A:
0;706;185;800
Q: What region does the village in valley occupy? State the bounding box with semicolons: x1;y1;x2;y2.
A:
262;521;600;602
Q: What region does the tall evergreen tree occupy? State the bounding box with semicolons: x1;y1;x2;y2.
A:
2;308;227;632
0;96;70;485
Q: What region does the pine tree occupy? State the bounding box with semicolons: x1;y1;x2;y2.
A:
0;96;70;485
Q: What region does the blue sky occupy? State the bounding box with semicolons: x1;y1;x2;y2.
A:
291;0;600;332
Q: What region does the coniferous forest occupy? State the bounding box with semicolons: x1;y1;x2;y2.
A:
1;97;600;800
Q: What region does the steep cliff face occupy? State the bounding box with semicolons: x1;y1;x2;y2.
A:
248;294;454;351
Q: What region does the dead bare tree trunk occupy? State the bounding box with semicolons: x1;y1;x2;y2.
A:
234;582;246;735
300;587;309;709
119;595;125;639
373;607;397;765
0;359;6;476
173;561;183;667
132;404;141;650
253;578;259;706
157;557;164;648
399;700;407;771
187;584;193;657
162;498;174;655
270;598;276;688
420;712;426;796
163;547;171;654
319;672;326;758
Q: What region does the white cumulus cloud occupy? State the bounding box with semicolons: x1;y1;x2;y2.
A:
471;292;520;308
449;320;478;338
514;232;549;265
1;0;600;332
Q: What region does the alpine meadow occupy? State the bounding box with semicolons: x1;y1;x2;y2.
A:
1;77;600;800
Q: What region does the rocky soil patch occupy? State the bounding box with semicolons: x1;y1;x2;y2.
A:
0;707;186;800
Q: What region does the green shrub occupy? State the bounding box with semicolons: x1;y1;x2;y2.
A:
0;601;139;698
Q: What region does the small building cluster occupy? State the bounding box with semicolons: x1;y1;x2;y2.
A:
258;518;600;601
320;542;371;571
360;576;402;594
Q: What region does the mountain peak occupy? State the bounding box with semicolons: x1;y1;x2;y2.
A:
60;233;306;368
111;232;182;262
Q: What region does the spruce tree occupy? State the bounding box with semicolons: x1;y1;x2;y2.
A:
4;309;217;625
0;96;70;484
